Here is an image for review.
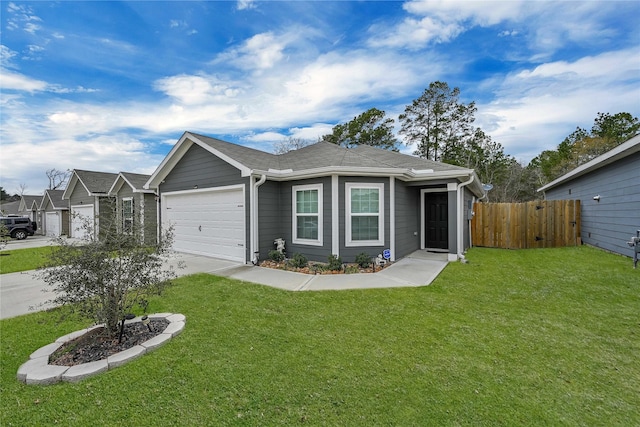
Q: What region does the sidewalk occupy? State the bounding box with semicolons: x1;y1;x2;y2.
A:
0;251;448;320
175;250;449;291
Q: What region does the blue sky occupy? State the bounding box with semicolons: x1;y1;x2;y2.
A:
1;0;639;194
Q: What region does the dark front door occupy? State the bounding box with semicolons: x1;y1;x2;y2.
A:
425;193;448;250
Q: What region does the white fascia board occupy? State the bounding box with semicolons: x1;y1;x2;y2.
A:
62;172;81;200
145;132;252;188
252;166;484;196
144;132;192;190
537;134;640;193
189;133;252;177
108;174;125;195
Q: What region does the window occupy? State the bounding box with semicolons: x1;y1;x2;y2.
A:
346;183;384;246
122;198;134;233
292;184;322;246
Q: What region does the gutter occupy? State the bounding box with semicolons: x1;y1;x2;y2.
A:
456;174;474;261
250;174;267;265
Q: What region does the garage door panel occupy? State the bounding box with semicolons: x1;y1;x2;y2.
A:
163;187;245;262
70;205;94;240
46;212;61;237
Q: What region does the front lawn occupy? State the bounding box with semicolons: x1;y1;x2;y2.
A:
0;246;54;274
1;246;638;425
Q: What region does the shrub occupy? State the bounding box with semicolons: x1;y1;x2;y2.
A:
38;200;182;338
355;252;372;269
288;253;308;269
268;250;285;262
327;254;343;271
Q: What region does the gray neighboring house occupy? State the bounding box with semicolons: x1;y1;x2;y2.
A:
109;172;157;244
538;134;640;258
0;200;20;216
145;132;485;264
18;195;43;233
40;189;70;237
63;169;119;240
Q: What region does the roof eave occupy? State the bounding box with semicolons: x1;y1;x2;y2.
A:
538;134;640;193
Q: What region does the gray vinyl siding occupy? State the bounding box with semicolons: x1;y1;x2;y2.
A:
114;186;158;245
279;177;333;262
339;176;390;263
142;193;158;245
394;180;420;259
447;189;457;254
257;180;283;258
463;188;474;250
544;151;640;257
159;143;251;260
68;184;95;207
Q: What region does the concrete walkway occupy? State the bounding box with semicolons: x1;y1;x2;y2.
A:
0;251;449;320
173;250;449;291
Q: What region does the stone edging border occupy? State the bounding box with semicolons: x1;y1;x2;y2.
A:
17;313;186;385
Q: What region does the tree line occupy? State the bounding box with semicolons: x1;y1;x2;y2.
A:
277;81;638;202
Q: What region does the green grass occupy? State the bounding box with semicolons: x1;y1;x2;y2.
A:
1;246;638;426
0;246;54;274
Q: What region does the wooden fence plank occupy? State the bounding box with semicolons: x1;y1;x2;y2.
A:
472;200;581;249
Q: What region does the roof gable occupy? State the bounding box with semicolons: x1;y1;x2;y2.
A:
63;169;119;200
110;172;154;194
40;190;68;210
18;195;42;211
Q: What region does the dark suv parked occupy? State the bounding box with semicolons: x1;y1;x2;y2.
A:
0;217;35;240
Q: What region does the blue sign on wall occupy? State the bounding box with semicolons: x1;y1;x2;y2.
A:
383;249;391;260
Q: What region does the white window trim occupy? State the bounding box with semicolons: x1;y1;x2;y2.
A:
292;183;323;246
122;197;134;233
345;182;384;247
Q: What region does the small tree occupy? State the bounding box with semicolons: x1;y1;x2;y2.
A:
38;201;181;337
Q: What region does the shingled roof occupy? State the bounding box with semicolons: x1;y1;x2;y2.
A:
147;131;484;196
190;132;470;173
63;169;119;200
40;189;68;210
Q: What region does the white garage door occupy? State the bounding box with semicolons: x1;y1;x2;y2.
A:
45;212;61;237
70;205;94;240
162;187;246;262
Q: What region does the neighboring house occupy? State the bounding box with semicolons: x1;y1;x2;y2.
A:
18;195;42;234
538;134;640;257
109;172;157;244
145;132;485;264
40;189;70;237
63;169;119;240
0;200;20;216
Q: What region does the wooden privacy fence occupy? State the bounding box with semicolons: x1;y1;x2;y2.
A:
471;200;581;249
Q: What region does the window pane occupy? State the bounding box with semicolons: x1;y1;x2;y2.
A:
351;188;379;213
351;216;379;241
297;216;318;240
296;190;318;214
122;199;133;215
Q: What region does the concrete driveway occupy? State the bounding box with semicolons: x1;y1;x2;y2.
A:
1;250;448;320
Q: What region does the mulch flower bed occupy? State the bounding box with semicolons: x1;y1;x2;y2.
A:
49;318;169;366
259;260;390;275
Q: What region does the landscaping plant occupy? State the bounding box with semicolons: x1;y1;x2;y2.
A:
355;252;372;268
268;249;285;262
288;252;308;268
327;253;343;271
37;202;180;337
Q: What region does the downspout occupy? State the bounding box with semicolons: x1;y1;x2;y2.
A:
251;174;267;265
456;174;474;261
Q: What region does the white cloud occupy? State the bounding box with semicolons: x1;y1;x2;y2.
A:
0;69;47;92
477;48;640;162
237;0;256;11
214;31;290;72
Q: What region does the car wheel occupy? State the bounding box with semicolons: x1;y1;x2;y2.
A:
13;230;28;240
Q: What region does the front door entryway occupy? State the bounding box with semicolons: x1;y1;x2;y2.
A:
424;192;448;250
